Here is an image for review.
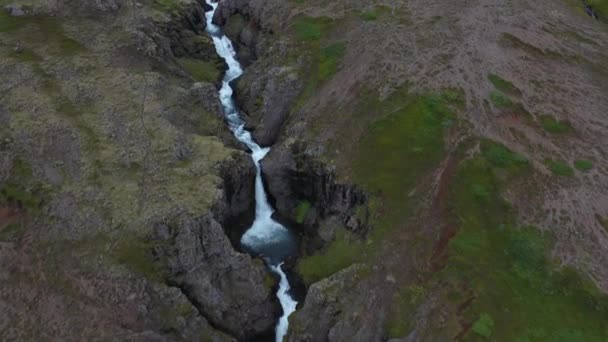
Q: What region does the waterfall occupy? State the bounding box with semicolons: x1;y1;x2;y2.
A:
204;2;298;340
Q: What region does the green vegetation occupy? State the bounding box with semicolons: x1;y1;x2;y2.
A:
574;159;593;171
0;159;41;211
177;58;221;83
587;0;608;18
489;91;515;109
289;16;344;102
293;16;332;42
318;42;345;81
153;0;183;14
441;148;608;341
294;200;312;224
298;90;463;284
472;313;495;337
481;141;528;171
546;160;574;177
0;14;85;55
539;114;574;134
114;234;166;281
360;10;379;21
488;74;521;96
0;11;22;33
355;92;457;204
297;229;365;284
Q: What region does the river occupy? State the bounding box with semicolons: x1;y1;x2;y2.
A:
204;2;298;341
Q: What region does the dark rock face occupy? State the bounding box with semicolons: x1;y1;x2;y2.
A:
262;144;368;247
154;152;275;339
156;213;277;339
236;66;303;146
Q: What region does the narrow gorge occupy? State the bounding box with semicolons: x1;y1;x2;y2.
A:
204;1;298;340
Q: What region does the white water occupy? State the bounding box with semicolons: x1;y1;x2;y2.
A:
204;2;298;341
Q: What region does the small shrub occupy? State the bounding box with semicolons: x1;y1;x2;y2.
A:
472;313;495;337
490;91;514;109
482;142;528;169
574;159;593;171
539;115;573;134
546;160;574;177
360;10;378;21
488;74;521;96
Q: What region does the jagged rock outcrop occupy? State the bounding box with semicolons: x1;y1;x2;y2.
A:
235;66;303;146
155;213;278;340
287;264;387;342
261;143;368;243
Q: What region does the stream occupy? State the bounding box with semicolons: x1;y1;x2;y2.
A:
204;2;298;341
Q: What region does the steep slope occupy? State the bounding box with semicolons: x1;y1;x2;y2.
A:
213;0;608;340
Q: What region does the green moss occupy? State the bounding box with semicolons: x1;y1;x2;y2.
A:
153;0;183;14
354;92;456;205
587;0;608;18
293;16;332;42
539;114;574;134
574;159;593;171
114;234;166;281
0;158;41;211
472;313;495;337
297;229;365;284
318;42;345;81
481;141;528;170
489;91;515;109
177;58;221;83
359;10;379;21
294;200;311;224
546;160;574;177
0;11;23;32
488;73;521;96
440;150;608;341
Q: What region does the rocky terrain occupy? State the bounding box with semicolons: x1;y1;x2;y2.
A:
1;0;608;341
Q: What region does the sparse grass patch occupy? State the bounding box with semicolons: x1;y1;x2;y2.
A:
574;159;593;171
499;33;562;59
153;0;183;14
546;159;574;177
177;58;221;83
385;285;426;338
0;158;42;211
318;42;345;81
293;16;332;42
539;114;574;134
0;11;23;32
488;73;521;96
297;229;365;284
114;234;166;281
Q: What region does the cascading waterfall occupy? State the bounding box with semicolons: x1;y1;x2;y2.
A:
204;2;298;341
